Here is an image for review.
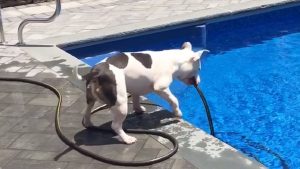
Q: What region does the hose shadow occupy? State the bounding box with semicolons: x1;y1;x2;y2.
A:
54;109;179;160
75;109;179;146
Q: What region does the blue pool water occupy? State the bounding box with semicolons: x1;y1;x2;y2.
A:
65;5;300;169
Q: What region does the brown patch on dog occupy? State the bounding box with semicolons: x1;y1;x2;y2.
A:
85;63;117;106
131;53;152;68
106;52;129;69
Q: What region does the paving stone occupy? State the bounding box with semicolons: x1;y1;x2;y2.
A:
2;64;21;71
0;57;13;64
0;92;36;104
61;94;82;107
56;149;93;163
64;95;86;114
154;136;174;150
17;65;34;73
0;149;20;167
0;117;22;136
0;82;33;93
150;158;175;169
28;93;80;107
171;159;199;169
130;133;149;140
22;105;55;119
157;148;181;160
10;118;51;133
134;148;160;161
42;78;69;88
25;68;45;77
80;138;146;162
89;113;113;125
0;72;23;78
65;162;109;169
143;136;168;149
107;165;149;169
0;132;21;148
29;13;47;19
9;133;67;151
19;6;54;14
15;150;58;161
85;24;106;30
0;93;8;100
60;2;83;9
60;82;83;95
0;104;53;118
39;69;61;78
2;10;24;18
3;159;68;169
55;113;83;129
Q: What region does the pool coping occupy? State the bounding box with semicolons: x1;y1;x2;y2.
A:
19;0;300;168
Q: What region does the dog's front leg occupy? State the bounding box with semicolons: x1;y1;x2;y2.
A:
111;103;137;144
155;88;182;118
132;95;146;113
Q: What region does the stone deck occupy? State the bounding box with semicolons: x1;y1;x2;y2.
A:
0;0;298;168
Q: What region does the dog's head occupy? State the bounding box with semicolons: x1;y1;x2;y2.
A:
176;42;209;85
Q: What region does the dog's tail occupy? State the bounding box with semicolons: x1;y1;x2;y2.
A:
73;66;83;81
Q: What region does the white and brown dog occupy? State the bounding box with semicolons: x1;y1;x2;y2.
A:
74;42;208;144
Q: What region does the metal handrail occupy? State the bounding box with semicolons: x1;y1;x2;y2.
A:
0;5;6;44
17;0;61;45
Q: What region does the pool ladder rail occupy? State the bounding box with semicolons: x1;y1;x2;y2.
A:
0;0;61;45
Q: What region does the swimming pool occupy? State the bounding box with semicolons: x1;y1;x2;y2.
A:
64;4;300;169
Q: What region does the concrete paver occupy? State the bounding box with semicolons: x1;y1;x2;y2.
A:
3;159;68;169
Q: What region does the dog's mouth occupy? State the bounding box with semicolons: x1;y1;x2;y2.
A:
184;77;197;85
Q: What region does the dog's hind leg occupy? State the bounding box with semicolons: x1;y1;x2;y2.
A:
111;103;137;144
83;101;95;127
132;95;146;113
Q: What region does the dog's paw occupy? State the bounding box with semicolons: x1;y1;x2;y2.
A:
117;135;137;144
134;105;146;114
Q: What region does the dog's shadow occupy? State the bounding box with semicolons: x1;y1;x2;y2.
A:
54;109;179;160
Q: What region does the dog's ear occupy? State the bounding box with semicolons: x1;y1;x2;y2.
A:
82;71;99;81
181;42;192;50
190;49;209;62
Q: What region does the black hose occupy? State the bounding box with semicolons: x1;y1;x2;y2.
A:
193;84;215;136
0;77;214;166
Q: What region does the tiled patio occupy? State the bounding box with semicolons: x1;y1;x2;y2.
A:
0;0;298;168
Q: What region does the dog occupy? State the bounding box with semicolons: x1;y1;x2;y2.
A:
74;42;208;144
